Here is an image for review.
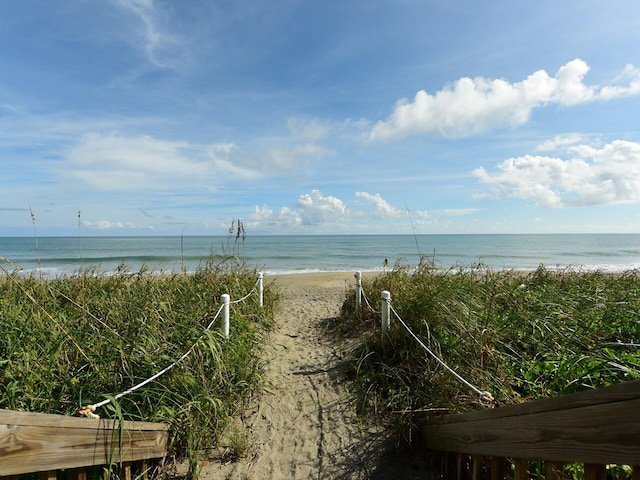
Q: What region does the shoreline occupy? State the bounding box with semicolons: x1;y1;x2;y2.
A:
266;270;373;289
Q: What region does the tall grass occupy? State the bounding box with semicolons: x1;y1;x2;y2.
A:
340;261;640;442
0;258;277;477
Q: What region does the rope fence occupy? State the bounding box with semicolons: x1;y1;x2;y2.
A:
77;269;493;418
78;272;264;419
353;271;495;407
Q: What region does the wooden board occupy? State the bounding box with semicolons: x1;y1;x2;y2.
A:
422;380;640;464
0;409;168;476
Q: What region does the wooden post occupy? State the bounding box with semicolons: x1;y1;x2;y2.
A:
381;290;391;336
441;452;451;478
514;458;528;480
137;460;150;480
257;272;264;308
491;457;504;480
70;469;87;480
354;271;362;312
221;293;230;339
584;464;606;480
633;465;640;480
545;461;563;480
472;454;482;480
121;463;132;480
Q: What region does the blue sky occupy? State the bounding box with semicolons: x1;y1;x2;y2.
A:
2;1;640;236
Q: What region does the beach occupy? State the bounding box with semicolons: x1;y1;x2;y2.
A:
186;270;430;479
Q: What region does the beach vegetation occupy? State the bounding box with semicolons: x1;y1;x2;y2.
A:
0;258;277;478
340;260;640;475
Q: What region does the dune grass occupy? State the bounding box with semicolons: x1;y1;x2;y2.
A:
0;258;277;477
340;261;640;445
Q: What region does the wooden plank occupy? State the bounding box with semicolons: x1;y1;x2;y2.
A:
422;396;640;464
0;409;167;431
429;380;640;425
0;409;168;476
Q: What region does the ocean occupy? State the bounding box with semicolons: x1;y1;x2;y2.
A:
2;234;640;278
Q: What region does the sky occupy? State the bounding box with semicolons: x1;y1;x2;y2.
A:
2;1;640;236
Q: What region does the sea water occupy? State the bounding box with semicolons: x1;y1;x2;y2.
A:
1;234;640;277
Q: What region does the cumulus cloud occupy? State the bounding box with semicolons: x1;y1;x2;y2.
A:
369;59;640;141
246;190;349;229
245;205;302;229
355;191;404;218
246;190;425;232
297;190;348;225
473;140;640;207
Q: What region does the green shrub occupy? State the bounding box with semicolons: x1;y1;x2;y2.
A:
0;259;277;477
342;261;640;444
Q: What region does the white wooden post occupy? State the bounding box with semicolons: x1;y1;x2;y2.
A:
221;293;230;339
381;290;391;336
354;271;362;312
257;272;264;308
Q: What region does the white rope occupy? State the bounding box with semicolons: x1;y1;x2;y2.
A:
389;303;495;406
78;303;226;418
361;288;381;314
230;277;260;305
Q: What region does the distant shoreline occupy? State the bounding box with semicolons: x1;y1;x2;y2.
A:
267;271;372;289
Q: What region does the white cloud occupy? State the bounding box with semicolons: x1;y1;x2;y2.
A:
415;210;429;220
369;59;640;141
473;140;640;207
246;190;348;230
355;191;404;218
207;143;262;181
63;126;332;191
245;205;302;229
264;143;331;172
600;64;640;99
111;0;186;69
66;133;208;190
536;133;586;152
297;190;348;225
438;209;482;216
84;220;135;229
286;117;330;142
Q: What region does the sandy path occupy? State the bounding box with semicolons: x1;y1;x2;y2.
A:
196;273;430;479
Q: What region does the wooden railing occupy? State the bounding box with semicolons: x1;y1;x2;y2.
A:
0;408;168;478
421;379;640;479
